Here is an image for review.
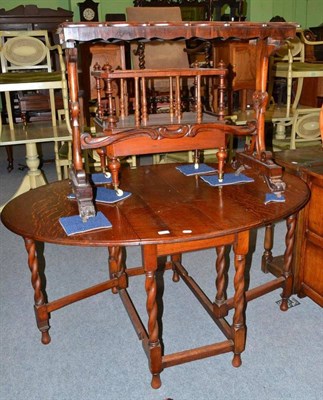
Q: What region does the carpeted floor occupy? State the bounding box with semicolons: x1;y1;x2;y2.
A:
0;143;322;400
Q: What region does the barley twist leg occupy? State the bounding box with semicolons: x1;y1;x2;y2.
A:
280;214;296;311
143;246;162;389
108;246;127;294
24;237;50;345
214;245;228;317
232;231;249;367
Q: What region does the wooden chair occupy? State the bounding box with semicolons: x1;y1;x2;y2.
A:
269;29;323;142
0;30;72;179
272;107;322;151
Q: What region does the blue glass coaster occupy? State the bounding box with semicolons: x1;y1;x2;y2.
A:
200;173;254;187
59;211;112;236
95;187;132;204
264;193;286;204
176;163;216;176
90;172;112;185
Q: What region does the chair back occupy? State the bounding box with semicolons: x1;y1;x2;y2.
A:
290;108;322;149
274;36;304;63
272;108;322;150
0;29;70;133
0;30;58;74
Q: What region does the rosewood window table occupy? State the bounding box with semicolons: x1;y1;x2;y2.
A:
1;163;309;388
58;21;297;220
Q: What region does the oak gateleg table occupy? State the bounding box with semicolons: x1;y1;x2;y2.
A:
1;163;309;388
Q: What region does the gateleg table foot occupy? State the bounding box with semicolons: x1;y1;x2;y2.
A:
151;373;161;389
232;353;242;367
41;330;51;345
280;300;289;312
171;254;181;282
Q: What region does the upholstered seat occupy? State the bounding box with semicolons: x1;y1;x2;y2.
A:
0;71;63;83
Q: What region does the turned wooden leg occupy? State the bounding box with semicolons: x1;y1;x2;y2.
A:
108;156;123;195
24;237;50;345
261;224;274;273
142;245;163;389
217;147;227;182
280;214;296;311
231;231;249;367
5;146;13;172
213;245;228;318
171;253;181;282
108;246;127;294
96;148;107;172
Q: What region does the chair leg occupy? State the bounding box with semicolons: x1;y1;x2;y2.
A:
62;79;72;133
5;91;14;130
54;141;62;181
49;89;57;127
54;140;72;181
286;69;293;118
6;146;14;172
292;77;304;110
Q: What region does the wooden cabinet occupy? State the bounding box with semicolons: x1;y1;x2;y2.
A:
0;5;73;44
213;41;257;112
274;148;323;307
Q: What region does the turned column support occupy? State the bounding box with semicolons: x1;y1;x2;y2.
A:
142;245;162;389
213;245;228;318
108;246;127;294
231;230;249;367
24;237;50;345
261;224;274;273
280;214;297;311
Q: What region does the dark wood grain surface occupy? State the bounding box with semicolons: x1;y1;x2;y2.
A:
1;163;309;246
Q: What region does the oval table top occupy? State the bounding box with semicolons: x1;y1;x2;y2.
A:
1;163;309;247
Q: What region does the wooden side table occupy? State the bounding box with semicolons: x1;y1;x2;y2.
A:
270;147;323;306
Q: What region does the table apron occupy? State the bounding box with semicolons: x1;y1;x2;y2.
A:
156;233;237;256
